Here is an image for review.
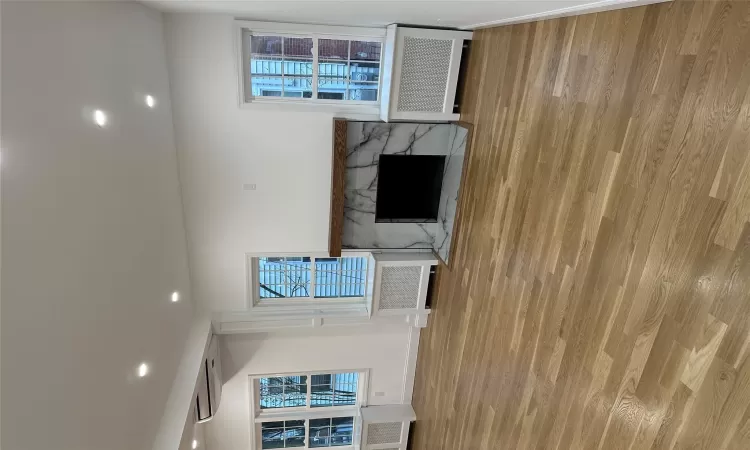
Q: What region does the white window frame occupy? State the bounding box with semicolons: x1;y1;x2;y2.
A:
235;21;386;117
249;370;369;450
246;251;372;311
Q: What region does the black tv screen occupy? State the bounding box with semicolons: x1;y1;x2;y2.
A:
375;155;446;223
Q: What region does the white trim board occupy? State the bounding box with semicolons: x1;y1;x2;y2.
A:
213;310;430;334
462;0;671;30
234;20;386;38
400;326;421;404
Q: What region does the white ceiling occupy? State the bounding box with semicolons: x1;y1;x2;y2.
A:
144;0;659;29
3;2;195;449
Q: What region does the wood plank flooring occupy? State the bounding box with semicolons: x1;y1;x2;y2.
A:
411;2;750;449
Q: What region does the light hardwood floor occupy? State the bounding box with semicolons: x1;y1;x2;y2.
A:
411;1;750;449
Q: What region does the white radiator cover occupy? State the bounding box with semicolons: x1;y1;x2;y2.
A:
361;405;415;450
371;252;436;317
380;26;473;122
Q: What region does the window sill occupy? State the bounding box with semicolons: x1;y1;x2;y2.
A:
239;98;381;121
255;297;367;309
249;302;370;318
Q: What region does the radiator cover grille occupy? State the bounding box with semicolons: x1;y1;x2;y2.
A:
379;266;421;310
397;36;453;113
366;422;402;445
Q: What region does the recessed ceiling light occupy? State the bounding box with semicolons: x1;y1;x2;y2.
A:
192;439;199;449
93;110;107;127
145;95;156;108
137;362;149;378
171;291;180;303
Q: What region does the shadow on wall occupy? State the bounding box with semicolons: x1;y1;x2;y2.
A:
219;333;264;382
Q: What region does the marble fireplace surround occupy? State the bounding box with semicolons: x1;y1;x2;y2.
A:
342;121;468;264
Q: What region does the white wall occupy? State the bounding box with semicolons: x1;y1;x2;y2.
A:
164;13;336;312
206;325;414;449
1;3;194;449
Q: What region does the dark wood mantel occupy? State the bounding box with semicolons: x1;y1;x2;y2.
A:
329;119;347;257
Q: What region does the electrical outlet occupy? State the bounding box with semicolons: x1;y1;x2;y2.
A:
243;183;256;191
374;391;385;397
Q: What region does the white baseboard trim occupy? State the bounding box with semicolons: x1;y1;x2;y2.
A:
400;326;422;404
462;0;670;30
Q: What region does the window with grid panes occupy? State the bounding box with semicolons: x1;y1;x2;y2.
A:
261;417;354;449
259;373;359;410
254;372;361;449
243;30;382;103
261;420;306;448
309;417;354;448
255;256;368;301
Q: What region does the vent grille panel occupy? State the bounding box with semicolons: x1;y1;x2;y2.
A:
397;37;452;113
379;266;421;310
367;422;402;445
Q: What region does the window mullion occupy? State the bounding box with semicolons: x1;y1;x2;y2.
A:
331;373;336;407
305;419;310;449
281;36;285;97
282;257;288;298
307;374;312;408
345;40;351;100
336;259;343;297
363;257;369;296
310;257;316;299
312;37;319;99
